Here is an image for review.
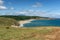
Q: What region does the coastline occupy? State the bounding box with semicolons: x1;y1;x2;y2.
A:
18;19;35;27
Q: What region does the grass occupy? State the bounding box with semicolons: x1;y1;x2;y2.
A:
0;22;60;40
0;26;54;40
0;17;19;26
0;26;60;40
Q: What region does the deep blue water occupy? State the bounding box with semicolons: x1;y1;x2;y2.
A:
24;19;60;27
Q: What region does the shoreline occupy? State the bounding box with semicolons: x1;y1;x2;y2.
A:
18;19;35;27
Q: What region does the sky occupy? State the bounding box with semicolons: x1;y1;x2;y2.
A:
0;0;60;18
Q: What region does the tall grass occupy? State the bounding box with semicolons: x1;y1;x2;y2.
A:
0;26;53;40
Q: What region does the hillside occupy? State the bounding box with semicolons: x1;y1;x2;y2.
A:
0;17;19;26
0;15;50;21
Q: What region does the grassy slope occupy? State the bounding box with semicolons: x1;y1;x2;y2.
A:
0;17;19;26
0;26;53;40
0;26;60;40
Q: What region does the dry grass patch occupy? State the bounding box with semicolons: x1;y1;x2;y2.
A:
0;27;60;40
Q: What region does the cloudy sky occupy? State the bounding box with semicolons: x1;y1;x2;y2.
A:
0;0;60;18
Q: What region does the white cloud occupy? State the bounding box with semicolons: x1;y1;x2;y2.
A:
0;6;7;10
0;0;4;5
49;13;60;18
0;0;7;10
32;2;42;8
16;11;27;14
15;10;46;16
15;10;60;18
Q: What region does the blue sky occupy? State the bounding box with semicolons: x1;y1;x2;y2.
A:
0;0;60;18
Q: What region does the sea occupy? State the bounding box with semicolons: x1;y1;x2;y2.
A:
23;19;60;27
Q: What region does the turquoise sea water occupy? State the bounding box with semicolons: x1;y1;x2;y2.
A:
24;19;60;27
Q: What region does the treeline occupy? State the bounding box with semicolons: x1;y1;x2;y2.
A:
0;15;41;21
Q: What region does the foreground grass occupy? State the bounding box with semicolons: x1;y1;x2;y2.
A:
1;26;60;40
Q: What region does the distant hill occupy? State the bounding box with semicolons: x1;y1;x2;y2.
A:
0;15;51;20
0;15;40;20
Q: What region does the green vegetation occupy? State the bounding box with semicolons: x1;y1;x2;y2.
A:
0;17;19;26
0;15;49;21
0;26;53;40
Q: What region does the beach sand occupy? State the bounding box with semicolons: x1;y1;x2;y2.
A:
18;19;35;27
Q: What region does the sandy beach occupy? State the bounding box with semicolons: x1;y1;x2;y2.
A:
18;19;35;27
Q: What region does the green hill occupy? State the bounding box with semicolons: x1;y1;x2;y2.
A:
0;17;19;26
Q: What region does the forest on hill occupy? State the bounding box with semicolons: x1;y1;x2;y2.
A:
0;15;49;21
